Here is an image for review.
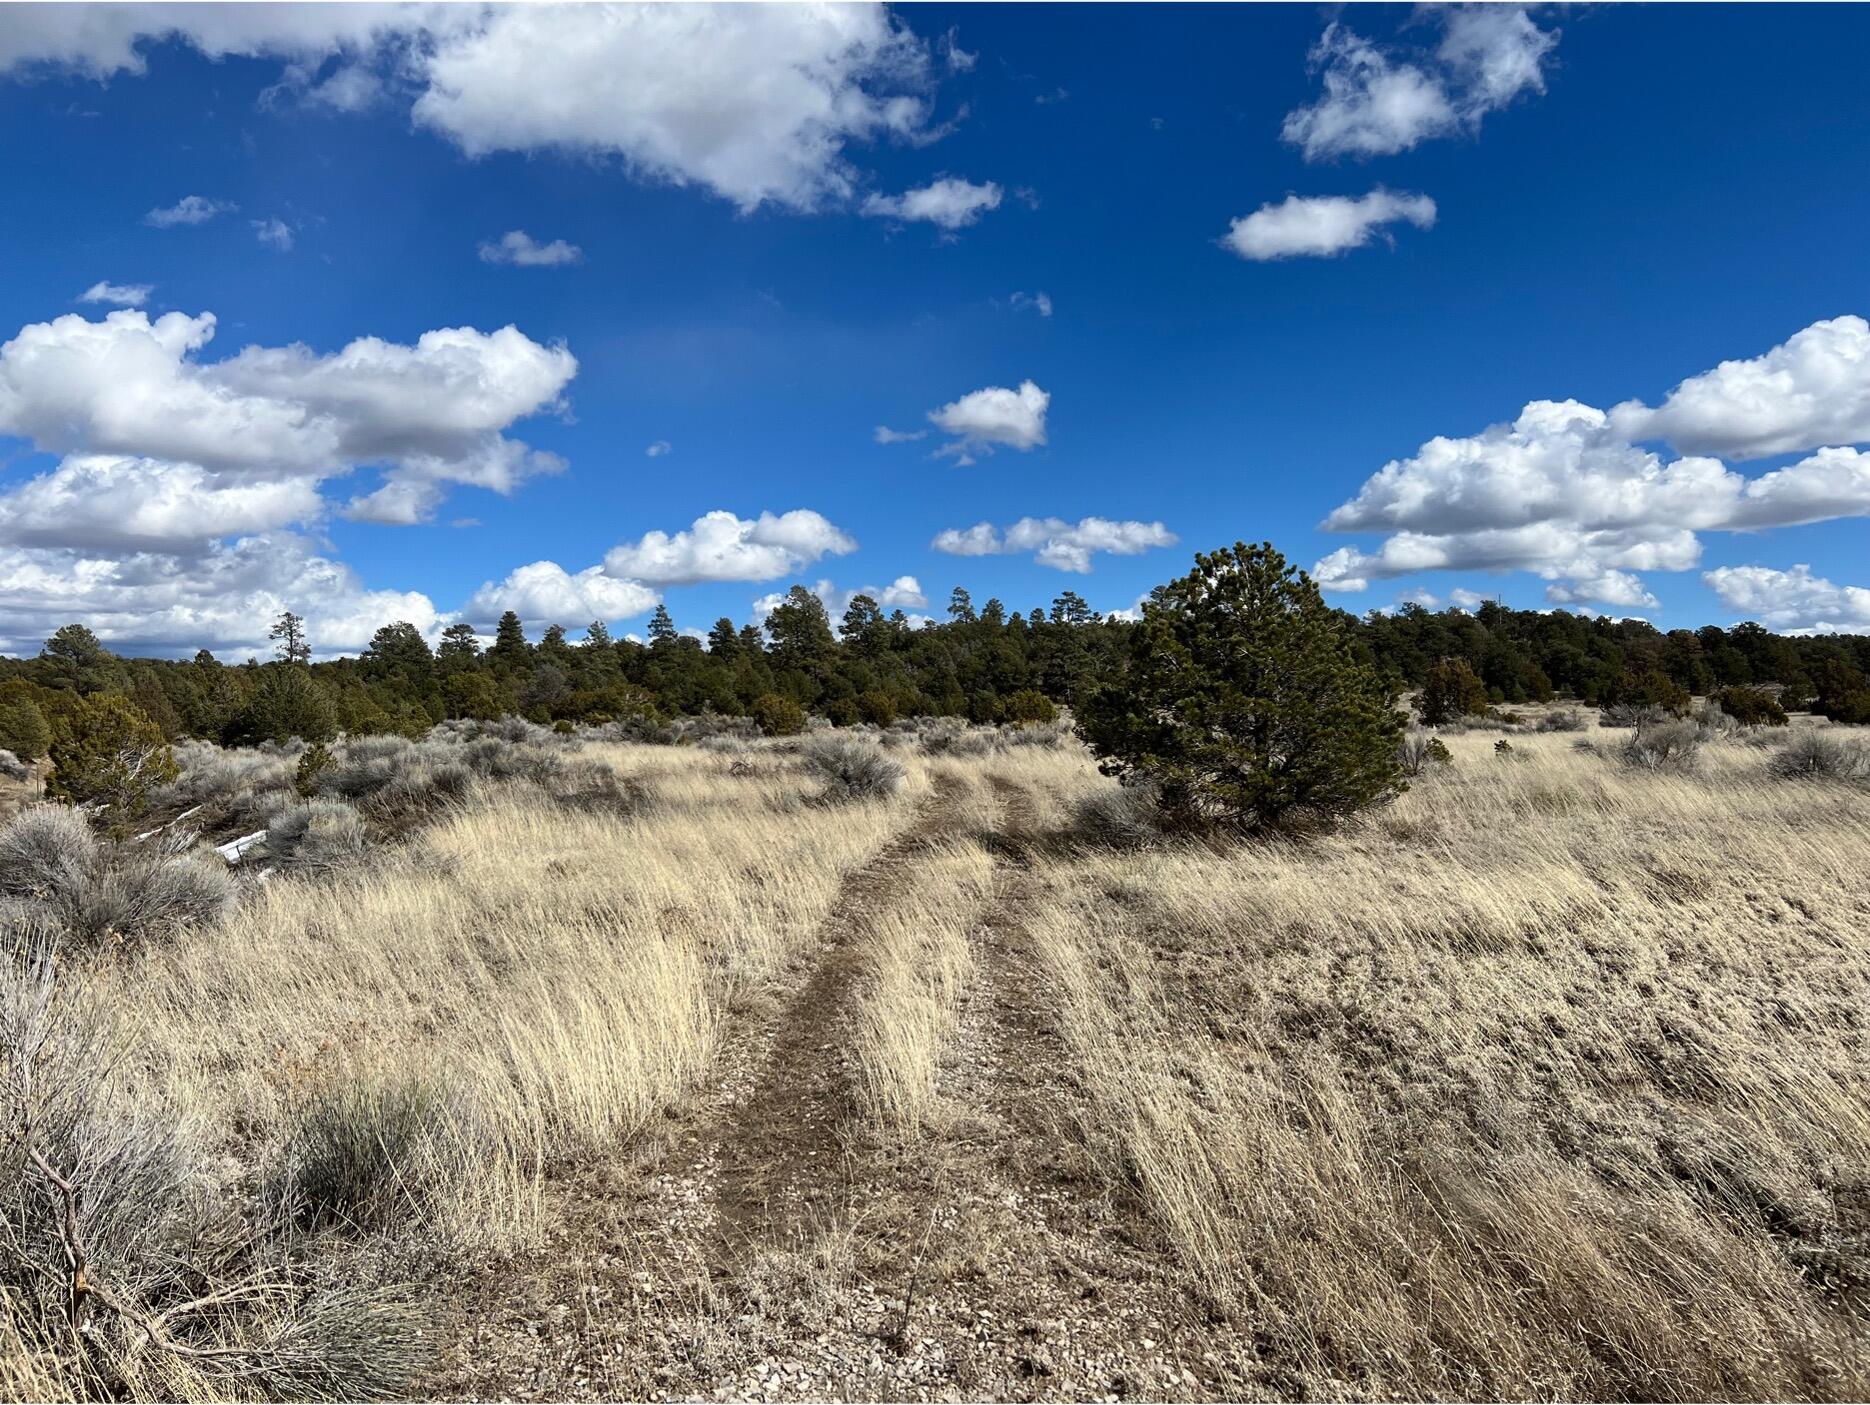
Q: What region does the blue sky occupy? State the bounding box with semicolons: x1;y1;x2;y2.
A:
2;2;1869;656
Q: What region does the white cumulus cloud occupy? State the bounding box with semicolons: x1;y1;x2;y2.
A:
77;280;152;307
0;308;577;540
465;560;659;628
7;5;950;216
932;516;1177;573
927;380;1048;464
412;4;939;213
1313;316;1870;605
1610;315;1870;460
0;532;441;659
479;230;584;267
1223;188;1435;261
602;509;856;585
252;217;294;251
863;177;1002;230
144;194;234;227
1702;563;1870;633
1282;8;1557;162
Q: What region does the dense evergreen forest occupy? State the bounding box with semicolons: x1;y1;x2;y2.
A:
4;564;1870;764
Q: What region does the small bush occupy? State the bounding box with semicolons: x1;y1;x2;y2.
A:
1712;685;1788;727
1621;720;1702;773
1536;707;1587;733
62;853;236;946
1398;730;1453;776
1072;783;1164;849
294;741;334;797
919;721;1001;757
1817;690;1870;725
278;1079;451;1233
752;694;806;738
1004;689;1058;725
1003;717;1074;749
0;806;99;902
803;736;905;802
1691;702;1742;741
1768;732;1870;781
264;799;371;874
1493;738;1516;759
1601;702;1668;730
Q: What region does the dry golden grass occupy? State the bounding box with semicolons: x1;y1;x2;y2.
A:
847;838;995;1134
1024;720;1870;1399
9;718;1870;1401
111;743;929;1256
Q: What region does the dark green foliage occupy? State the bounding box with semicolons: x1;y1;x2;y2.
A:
40;623;128;695
0;698;51;762
244;665;339;744
0;545;1864;754
45;695;178;814
1417;657;1491;724
1605;667;1691;717
1077;543;1405;832
1817;690;1870;725
1711;685;1788;727
1005;689;1058;724
855;690;897;726
752;693;805;737
295;742;334;797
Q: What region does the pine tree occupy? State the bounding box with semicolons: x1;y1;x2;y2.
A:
1078;542;1404;831
437;622;482;673
490;611;530;669
41;624;127;695
269;610;311;665
539;623;574;663
766;587;834;669
647;604;679;649
583;620;613;651
948;587;976;624
738;623;767;655
840;594;885;654
707;618;740;658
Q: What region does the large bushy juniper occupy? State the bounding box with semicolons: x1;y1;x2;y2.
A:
1077;543;1405;831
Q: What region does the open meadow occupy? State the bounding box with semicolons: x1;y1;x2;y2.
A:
5;709;1869;1402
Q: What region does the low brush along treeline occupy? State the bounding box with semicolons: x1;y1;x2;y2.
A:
2;540;1868;806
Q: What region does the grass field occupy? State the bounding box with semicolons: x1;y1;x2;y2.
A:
4;714;1869;1401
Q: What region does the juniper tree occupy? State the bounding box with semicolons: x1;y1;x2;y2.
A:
1078;542;1404;832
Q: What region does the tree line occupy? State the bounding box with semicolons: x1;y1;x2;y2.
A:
3;558;1869;772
